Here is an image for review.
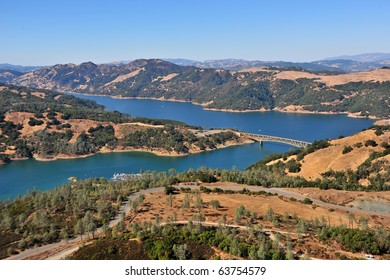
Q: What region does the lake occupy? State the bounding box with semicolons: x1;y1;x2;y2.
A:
0;96;373;200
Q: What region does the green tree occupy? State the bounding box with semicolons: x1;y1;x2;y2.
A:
173;244;188;260
74;219;85;240
210;199;220;210
347;213;355;229
166;194;174;207
194;193;204;213
219;214;227;227
265;207;274;221
182;193;190;209
60;228;69;243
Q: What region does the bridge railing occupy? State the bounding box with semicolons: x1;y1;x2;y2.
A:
244;133;311;148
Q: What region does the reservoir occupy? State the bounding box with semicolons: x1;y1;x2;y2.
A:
0;96;373;200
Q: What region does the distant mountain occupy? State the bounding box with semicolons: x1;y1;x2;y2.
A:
163;58;199;66
165;54;390;73
0;69;23;83
165;58;342;72
164;58;390;73
12;59;190;93
311;59;387;72
9;59;390;118
0;63;43;73
4;53;390;74
324;53;390;63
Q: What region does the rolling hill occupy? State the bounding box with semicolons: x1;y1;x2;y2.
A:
250;125;390;191
8;59;390;118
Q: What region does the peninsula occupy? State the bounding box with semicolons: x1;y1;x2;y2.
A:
0;84;251;164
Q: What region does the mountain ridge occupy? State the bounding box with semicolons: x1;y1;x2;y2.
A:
2;52;390;74
164;57;390;73
8;59;390;119
324;53;390;63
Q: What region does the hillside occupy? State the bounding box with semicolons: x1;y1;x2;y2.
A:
0;69;22;83
0;84;247;163
9;59;390;118
252;126;390;191
2;174;389;260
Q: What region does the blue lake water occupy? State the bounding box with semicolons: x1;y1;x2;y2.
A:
0;95;373;200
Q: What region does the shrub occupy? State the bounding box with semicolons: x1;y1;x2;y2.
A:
380;142;390;149
210;199;221;210
365;140;377;147
28;118;44;126
302;198;313;205
164;186;178;195
342;146;353;154
353;142;362;148
199;186;212;193
286;159;301;173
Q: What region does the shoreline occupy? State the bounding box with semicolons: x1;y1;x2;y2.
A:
69;92;380;119
8;139;254;163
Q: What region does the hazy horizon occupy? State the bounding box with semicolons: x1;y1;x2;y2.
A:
2;52;390;67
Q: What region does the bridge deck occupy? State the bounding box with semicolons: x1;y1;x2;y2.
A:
244;133;311;148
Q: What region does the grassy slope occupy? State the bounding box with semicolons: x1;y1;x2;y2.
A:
262;126;390;189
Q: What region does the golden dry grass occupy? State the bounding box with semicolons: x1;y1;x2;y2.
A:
104;68;144;86
130;189;389;228
295;129;389;181
283;187;390;206
275;68;390;86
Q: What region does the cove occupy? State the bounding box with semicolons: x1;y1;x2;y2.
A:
0;96;373;200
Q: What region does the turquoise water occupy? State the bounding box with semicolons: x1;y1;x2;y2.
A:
0;96;373;200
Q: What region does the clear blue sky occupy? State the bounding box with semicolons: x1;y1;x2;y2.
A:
1;0;389;65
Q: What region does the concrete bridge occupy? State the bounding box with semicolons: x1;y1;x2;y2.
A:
243;133;311;148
